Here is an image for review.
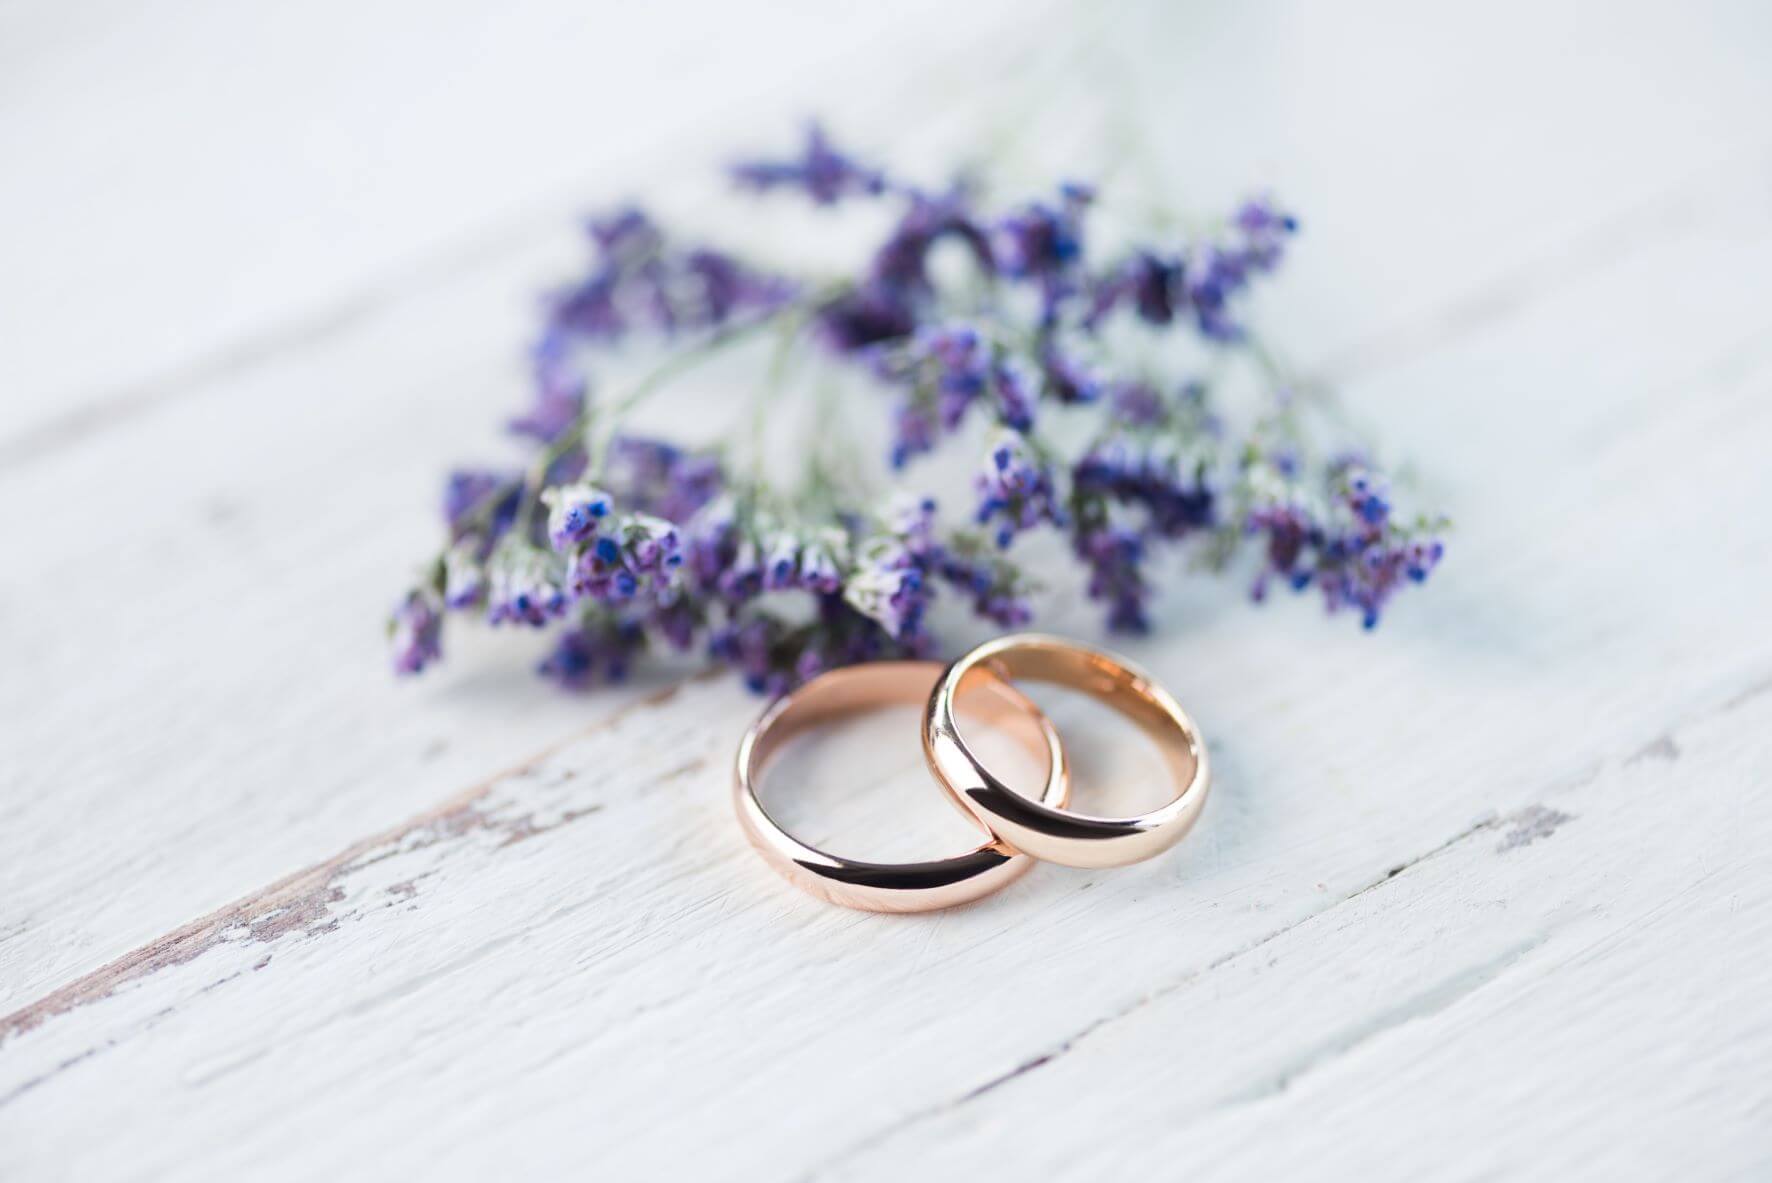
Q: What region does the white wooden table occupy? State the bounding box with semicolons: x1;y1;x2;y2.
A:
4;3;1771;1178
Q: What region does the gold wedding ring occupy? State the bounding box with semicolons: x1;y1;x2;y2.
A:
733;660;1070;912
923;633;1210;869
732;634;1210;909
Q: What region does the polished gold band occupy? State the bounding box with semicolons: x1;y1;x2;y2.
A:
923;633;1210;869
733;660;1070;912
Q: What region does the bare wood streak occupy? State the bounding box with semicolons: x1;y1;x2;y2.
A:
0;679;689;1045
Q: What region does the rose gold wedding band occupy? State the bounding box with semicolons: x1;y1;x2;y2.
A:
923;633;1210;869
733;660;1070;912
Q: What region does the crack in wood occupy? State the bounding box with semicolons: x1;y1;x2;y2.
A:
803;670;1772;1177
796;811;1517;1180
798;791;1607;1180
1722;674;1772;713
0;676;697;1048
1203;938;1546;1113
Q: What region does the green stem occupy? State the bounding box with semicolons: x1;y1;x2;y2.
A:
489;313;792;545
592;312;787;472
747;309;808;482
1243;332;1366;446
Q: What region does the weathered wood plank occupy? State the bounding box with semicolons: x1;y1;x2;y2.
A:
4;235;1769;1174
822;687;1772;1182
5;4;1772;1178
5;15;1768;1013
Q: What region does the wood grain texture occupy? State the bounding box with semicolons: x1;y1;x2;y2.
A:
3;2;1772;1179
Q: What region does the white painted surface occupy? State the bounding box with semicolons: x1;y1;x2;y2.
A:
3;2;1770;1180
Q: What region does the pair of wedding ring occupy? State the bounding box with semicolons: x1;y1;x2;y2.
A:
733;633;1210;912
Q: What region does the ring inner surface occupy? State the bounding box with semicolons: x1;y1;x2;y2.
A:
751;663;1053;859
954;646;1198;809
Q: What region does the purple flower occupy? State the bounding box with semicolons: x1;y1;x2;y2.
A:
877;326;1037;466
539;616;646;687
389;588;444;675
1321;534;1443;629
487;544;568;627
1183;244;1247;341
567;513;684;604
921;324;986;397
799;535;846;593
1245;498;1316;601
395;129;1440;696
815;283;919;353
707;614;791;696
1087;252;1182;330
870;187;995;291
444;470;520;544
1234;194;1299;269
1130;252;1183;325
936;549;1034;628
886;493;940;555
756;526;848;594
888;399;940;469
997;184;1091;276
889;324;989;450
545;212;653;342
1345;468;1390;525
842;536;930;639
1244;461;1443;628
815;186;995;356
648;594;703;652
706;600;919;698
683;249;798;325
993;359;1036;432
511;331;588;443
1085;195;1297;340
762;531;800;591
589;207;665;257
1074;517;1150;633
442;543;486;610
604;436;724;524
547;205;794;350
975;433;1066;548
716;534;764;604
683;501;741;596
547;271;626;341
1073;435;1215;538
731;124;887;205
1316;466;1443;628
996;183;1092;323
1040;346;1103;405
542;483;614;550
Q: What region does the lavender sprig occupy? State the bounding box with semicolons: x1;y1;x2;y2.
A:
390;125;1445;689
